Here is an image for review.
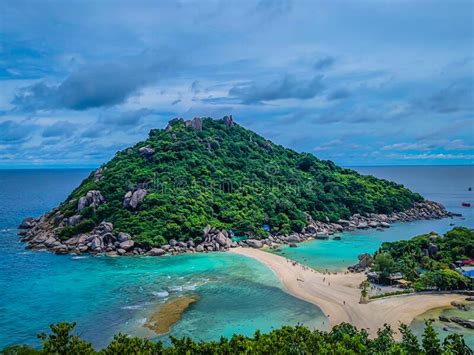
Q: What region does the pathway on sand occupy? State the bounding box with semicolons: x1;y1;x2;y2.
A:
230;247;466;339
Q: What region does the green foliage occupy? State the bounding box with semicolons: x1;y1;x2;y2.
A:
414;269;470;291
57;118;424;246
369;289;413;299
37;322;94;354
58;219;96;240
372;253;398;281
374;227;473;289
3;322;471;354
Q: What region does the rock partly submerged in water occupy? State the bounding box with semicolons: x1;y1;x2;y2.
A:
144;294;199;335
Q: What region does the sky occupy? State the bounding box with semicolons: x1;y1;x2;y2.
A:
0;0;473;168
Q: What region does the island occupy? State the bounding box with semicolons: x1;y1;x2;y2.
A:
18;116;453;257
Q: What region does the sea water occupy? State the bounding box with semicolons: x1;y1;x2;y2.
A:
0;169;325;349
0;166;472;349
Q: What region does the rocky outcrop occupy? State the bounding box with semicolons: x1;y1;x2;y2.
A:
94;166;106;182
123;189;147;210
139;146;155;161
77;190;105;211
223;115;234;127
451;301;470;311
185;117;203;131
450;317;474;329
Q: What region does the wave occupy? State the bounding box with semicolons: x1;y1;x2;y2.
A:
152;291;169;298
71;256;89;260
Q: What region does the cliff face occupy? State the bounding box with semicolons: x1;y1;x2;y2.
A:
19;116;451;256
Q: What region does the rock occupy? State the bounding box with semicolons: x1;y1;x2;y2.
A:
117;232;131;243
357;222;368;229
90;237;103;251
169;239;177;247
187;239;195;248
289;243;298;248
450;317;474;329
77;190;105;211
119;240;134;250
196;245;205;252
123;189;147;210
246;239;263;248
439;315;450;322
117;249;127;255
18;217;36;229
380;222;390;228
465;297;474;302
65;215;82;226
368;221;379;228
94;166;106;182
185;117;203;131
451;301;470;311
139;146;155;160
147;248;166;256
428;243;438;257
215;232;231;247
223;115;234;127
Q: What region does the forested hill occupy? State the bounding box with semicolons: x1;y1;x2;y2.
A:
54;116;423;246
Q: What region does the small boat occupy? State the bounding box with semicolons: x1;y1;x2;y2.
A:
462;202;471;207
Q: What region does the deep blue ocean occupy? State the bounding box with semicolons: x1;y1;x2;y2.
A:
0;166;472;349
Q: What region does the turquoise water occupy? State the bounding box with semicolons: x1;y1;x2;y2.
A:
0;170;325;349
0;166;472;349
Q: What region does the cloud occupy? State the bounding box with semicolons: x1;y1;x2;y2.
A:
11;53;177;111
42;121;76;138
414;78;473;113
314;56;335;70
171;99;181;105
327;88;350;101
0;120;36;144
229;75;325;104
98;108;155;126
381;142;433;151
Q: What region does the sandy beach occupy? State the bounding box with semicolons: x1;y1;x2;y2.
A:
230;247;467;339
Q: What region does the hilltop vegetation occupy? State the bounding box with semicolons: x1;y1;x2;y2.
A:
56;117;423;246
373;227;473;289
2;321;471;355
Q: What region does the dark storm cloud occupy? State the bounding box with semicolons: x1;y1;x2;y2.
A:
11;54;177;111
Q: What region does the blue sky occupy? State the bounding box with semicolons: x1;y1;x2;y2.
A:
0;0;473;168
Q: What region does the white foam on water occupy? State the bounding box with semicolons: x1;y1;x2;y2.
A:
71;256;89;260
182;285;196;291
167;286;183;292
152;291;169;298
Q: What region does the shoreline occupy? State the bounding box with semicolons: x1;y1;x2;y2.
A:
18;201;455;257
229;247;467;339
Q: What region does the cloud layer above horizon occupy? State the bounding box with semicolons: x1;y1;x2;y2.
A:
0;0;473;167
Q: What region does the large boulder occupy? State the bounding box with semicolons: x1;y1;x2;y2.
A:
123;189;147;210
77;190;105;211
215;232;232;247
138;146;155;161
18;217;36;229
117;232;131;243
119;240;134;251
223;115;234;127
185;117;203;131
147;248;166;256
246;239;263;248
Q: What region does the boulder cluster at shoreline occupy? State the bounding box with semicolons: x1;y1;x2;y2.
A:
19;200;455;257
